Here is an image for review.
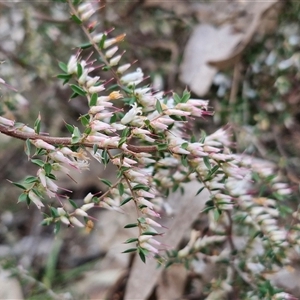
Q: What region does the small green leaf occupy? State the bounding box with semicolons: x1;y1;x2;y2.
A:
181;89;190;103
18;193;29;203
157;144;168;151
77;63;83;78
69;199;78;209
80;115;90;127
124;238;138;244
44;163;52;175
11;181;26;190
79;42;92;49
156;100;163;114
118;136;127;147
58;61;68;73
118;182;124;196
100;178;112;187
24;139;31;158
65;123;74;134
99;34;107;49
120;197;133;206
57;74;72;80
71;126;81;144
181;155;188;167
93;144;98;154
141;231;158;236
181;142;189;149
122;248;137;253
173;93;181;104
138;247;147;263
203;156;211;170
89;93;98;107
124;222;138;228
70;91;79;99
34;115;41;134
70;14;82;24
70;84;86;96
24;176;39;184
31;159;44;167
196;186;205;196
50;207;59;218
132;184;149;191
54;222;61;234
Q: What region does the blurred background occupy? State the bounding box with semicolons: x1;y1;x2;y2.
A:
0;0;300;299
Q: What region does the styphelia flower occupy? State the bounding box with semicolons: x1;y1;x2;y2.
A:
86;76;100;88
67;55;77;74
103;34;126;49
121;68;143;85
28;190;44;209
88;84;105;94
31;139;55;151
84;192;94;204
105;46;118;58
145;218;162;228
81;203;94;211
109;54;122;66
0;116;14;127
70;216;84;228
121;103;142;124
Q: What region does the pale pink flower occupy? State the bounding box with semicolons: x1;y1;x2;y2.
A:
0;116;14;127
70;216;84;228
28;190;44;209
31;139;55;151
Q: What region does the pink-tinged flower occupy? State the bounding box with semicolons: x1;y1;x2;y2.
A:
89;105;105;114
139;242;159;254
49;151;73;165
187;143;208;157
209;153;233;161
121;103;142;124
31;139;55;151
137;197;154;209
37;169;47;187
0;116;14;127
145;218;162;228
78;3;93;14
70;216;84;228
141;207;161;218
18;125;35;133
86;76;100;88
170;145;190;155
45;177;58;193
206;128;232;147
136;190;155;199
94;111;113;120
28;190;44;209
90;120;115;132
88;85;105;94
106;46;118;58
203;145;220;153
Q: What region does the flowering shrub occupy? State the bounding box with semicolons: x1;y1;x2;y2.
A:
0;0;299;299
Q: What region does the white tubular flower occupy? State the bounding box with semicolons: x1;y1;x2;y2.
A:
77;3;93;14
121;103;142;124
75;208;88;217
37;169;47;187
86;76;100;88
103;34;126;49
18;125;35;133
145;218;162;228
84;192;94;204
136;190;155;199
89;105;105;114
109;54;122;66
137;197;154;209
0;116;14;127
45;177;58;193
117;63;131;74
139;242;159;254
90;120;114;131
70;216;84;228
67;55;77;74
60;216;70;225
57;207;67;216
28;190;44;209
31;139;55;151
92;33;104;43
106;46;118;58
80;7;96;21
170;145;190;155
121;68;143;84
81;203;94;211
141;207;160;218
78;69;89;85
88;85;105;94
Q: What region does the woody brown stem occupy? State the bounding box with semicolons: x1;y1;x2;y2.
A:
0;124;157;153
